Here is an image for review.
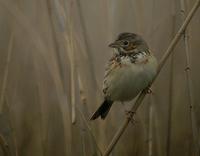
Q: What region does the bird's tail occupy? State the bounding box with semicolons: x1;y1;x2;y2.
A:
90;100;113;120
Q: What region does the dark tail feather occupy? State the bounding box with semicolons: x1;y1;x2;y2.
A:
90;100;113;120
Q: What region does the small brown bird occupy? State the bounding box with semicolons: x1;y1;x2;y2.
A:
90;33;158;120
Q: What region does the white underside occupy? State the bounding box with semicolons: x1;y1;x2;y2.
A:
104;55;157;101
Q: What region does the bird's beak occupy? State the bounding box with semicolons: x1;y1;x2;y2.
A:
108;41;120;48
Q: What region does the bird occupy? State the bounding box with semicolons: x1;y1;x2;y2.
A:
90;32;158;120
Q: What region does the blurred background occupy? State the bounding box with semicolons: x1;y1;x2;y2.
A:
0;0;200;156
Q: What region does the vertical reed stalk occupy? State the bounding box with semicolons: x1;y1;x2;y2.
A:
166;13;176;156
69;32;77;124
148;95;153;156
103;0;200;155
78;76;90;156
180;0;200;155
147;1;155;155
64;33;77;124
64;0;77;124
166;54;174;156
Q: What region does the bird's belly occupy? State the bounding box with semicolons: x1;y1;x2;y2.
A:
105;60;157;101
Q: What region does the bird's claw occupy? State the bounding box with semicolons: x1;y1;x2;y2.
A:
125;110;136;124
145;87;153;94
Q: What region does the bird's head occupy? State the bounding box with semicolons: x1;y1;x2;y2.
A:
109;33;148;55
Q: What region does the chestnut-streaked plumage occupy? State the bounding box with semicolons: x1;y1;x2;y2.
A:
90;33;158;120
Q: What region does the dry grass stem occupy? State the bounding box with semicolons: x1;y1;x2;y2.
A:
180;0;200;155
103;0;200;155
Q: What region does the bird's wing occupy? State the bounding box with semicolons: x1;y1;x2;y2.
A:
102;57;120;96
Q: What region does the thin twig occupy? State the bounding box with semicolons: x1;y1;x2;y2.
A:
180;0;200;155
103;0;200;155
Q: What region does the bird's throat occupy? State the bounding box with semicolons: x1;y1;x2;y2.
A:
114;49;149;64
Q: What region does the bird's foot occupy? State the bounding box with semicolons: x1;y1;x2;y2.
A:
144;87;153;94
125;110;136;124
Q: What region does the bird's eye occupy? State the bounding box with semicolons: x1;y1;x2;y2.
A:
123;41;129;46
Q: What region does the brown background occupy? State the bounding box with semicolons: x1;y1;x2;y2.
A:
0;0;200;156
